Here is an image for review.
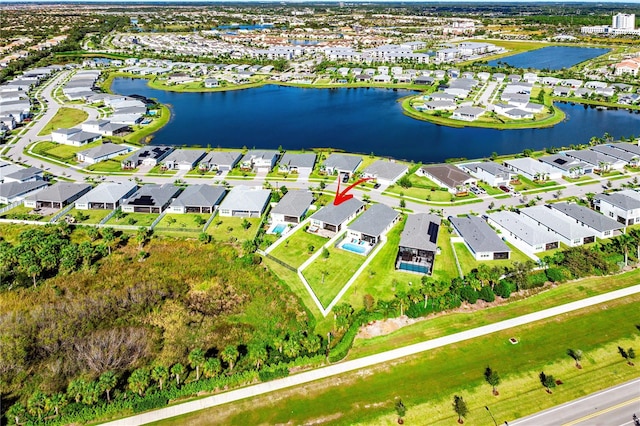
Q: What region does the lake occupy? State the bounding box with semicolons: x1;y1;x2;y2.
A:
488;46;610;71
111;78;640;164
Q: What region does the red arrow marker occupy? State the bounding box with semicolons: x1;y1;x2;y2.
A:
334;177;373;206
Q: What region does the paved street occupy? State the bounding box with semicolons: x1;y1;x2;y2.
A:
510;378;640;426
100;284;640;426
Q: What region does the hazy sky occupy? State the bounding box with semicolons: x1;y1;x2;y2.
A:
3;0;640;3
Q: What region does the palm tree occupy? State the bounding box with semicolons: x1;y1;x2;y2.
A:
202;357;222;379
221;345;239;371
248;344;268;369
49;393;67;417
171;363;185;386
98;371;117;402
128;368;150;397
320;268;330;284
567;349;583;369
618;233;635;267
101;227;116;255
539;371;556;393
151;365;169;391
188;348;205;381
67;378;87;404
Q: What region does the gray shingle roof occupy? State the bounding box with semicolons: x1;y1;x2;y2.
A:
323;154;363;173
219;186;271;213
590;145;639;163
363;160;408;181
539;154;588;171
612;142;640;156
520;206;594;241
125;146;173;164
488;211;558;246
449;215;510;254
78;143;129;160
564;150;622;167
420;164;474;189
200;151;242;168
551;202;625;233
310;197;364;226
279;153;317;169
399;213;441;252
0;181;48;199
464;162;511;176
162;149;206;165
4;166;43;181
271;190;314;218
75;182;137;205
348;203;399;237
26;182;92;203
595;192;640;211
124;184;181;207
241;150;279;163
171;184;226;208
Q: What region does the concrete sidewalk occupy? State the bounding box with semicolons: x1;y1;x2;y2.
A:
100;284;640;426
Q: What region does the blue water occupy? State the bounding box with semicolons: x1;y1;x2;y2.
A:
273;223;287;234
216;24;273;30
488;46;610;71
111;78;640;163
342;243;366;254
399;262;429;274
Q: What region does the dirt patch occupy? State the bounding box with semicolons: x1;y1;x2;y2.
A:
357;316;420;339
300;412;343;425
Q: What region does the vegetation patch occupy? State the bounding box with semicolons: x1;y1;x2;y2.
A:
37;107;88;136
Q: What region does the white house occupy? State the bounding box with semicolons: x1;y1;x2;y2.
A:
449;215;510;261
218;186;271;217
594;190;640;226
362;160;408;186
270;190;314;224
460;162;514;187
487;211;560;254
346;203;400;245
51;128;101;147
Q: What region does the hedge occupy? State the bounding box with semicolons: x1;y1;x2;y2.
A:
478;286;495;303
460;286;479;304
545;267;567;283
494;280;513;298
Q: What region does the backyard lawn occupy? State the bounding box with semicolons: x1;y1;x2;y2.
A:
0;204;55;222
32;140;102;163
512;175;558;191
65;208;112;224
206;216;261;242
38;107;88;136
269;228;329;269
454;241;533;275
85;155;133;173
302;243;368;307
154;213;210;233
386;173;476;202
106;212;158;227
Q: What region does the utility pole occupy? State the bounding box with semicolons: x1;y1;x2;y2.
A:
485;406;498;426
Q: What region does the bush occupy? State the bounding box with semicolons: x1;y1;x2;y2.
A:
526;271;548;288
478;286;495;303
132;395;168;413
259;365;289;382
494;281;513;298
545;267;567;283
459;286;479;304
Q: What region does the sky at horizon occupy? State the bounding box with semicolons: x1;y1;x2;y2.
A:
2;0;640;3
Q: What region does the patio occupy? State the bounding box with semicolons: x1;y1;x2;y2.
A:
337;237;374;256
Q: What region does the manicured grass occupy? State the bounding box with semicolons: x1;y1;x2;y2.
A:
226;168;256;178
0;204;52;221
32;140;102;163
269;227;329;268
85;155;133;173
146;165;177;176
152;293;640;426
66;208;112;224
206;216;261;242
154;213;210;233
38;107;88;136
125;105;171;145
106;212;158;227
477;181;504;195
303;242;368;307
454;241;532;275
512;175;558;191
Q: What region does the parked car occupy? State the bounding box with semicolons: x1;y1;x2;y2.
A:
499;185;510;193
342;173;349;183
373;183;381;189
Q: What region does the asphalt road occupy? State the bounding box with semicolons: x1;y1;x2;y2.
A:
510;377;640;426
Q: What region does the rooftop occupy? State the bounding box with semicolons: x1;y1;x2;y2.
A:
551;202;625;233
271;190;314;218
76;182;137;204
26;182;92;203
449;215;510;254
124;184;181;207
348;203;399;238
420;164;474;189
219;185;271;212
488;211;558;246
171;184;226;207
310;197;364;226
363;160;408;181
398;213;441;252
324;153;363;173
278;152;317;170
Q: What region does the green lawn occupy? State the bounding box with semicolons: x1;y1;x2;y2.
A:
477;181;504;196
66;208;112;224
38;107;88;136
454;241;532;275
0;204;54;221
85;155;133;173
226;168;256;178
302;243;368;307
146;165;177;176
206;216;261;242
386;173;476;202
269;227;329;269
106;212;158;227
154;213;210;233
512;175;559;191
32;140;103;163
152;292;640;426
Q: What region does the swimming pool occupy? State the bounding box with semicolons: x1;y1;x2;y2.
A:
342;243;366;254
272;223;287;234
398;262;429;274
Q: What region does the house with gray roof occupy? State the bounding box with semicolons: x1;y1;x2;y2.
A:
362;160;408;186
594;190;640;226
198;151;242;171
121;146;174;169
519;205;595;247
3;166;44;183
75;182;138;210
24;182;92;209
322;154;363;177
539;154;592;178
76;143;131;164
270;190;314;224
452;106;485;121
218;186;271;217
81;119;129;136
487;211;559;254
0;180;48;204
449;215;510;261
417;164;476;194
240;150;279;173
51;127;102;147
278;153;317;175
309;198;365;236
460;162;514;187
346;203;400;245
564;150;626;171
503;157;562;181
161;149;207;171
122;184;181;213
396;213;441;275
550;202;625;239
590;144;640;166
168;184;226;214
611;142;640;157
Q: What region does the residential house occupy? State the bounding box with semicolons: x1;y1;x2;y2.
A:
449;215;510;261
417;164;476;194
198;151;242;171
323;154;363;177
611;142;640;157
81;120;129;136
75;182;138;210
503;157;562;181
539;154;592;178
51;128;102;147
362;160;408;186
161;149;207;171
594;190;640;226
76;143;131;164
24;182;92;209
309;197;365;236
346;203;400;245
519;205;596;247
204;78;219;88
590;144;640;166
2;166;44;183
218;186;271;217
460;162;514;187
277;153;317;175
0;180;48;204
550;202;625;239
121;184;181;213
451;106;485;121
564;149;626;171
240;150;279;173
487;211;559;254
168;184;226;214
395;213;440;275
270;190;314;224
121;146;174;169
422;100;457;111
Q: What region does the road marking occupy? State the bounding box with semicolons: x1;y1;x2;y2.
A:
562;396;640;426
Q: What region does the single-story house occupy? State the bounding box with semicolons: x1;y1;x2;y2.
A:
24;182;92;209
277;153;317;175
309;197;365;236
51;127;102;147
121;184;181;214
75;182;138;210
362;160;408;186
0;180;48;204
538;154;592;178
81;119;129;136
76;142;131;164
198;151;242;171
590;144;640;166
414;76;434;85
204;78;219;88
2;166;44;183
422;100;456;111
395;213;440;275
503;157;562;181
240;150;279;173
121;146;174;169
161;149;207;171
451;106;485;122
373;74;391;83
550;202;625;239
611;142;640;157
564;149;626;171
487;211;559;254
218;185;271;217
594;190;640;226
460;162;514;187
322;153;363;177
346;203;400;245
270;190;314;224
519;205;596;247
449;215;510;261
168;184;226;214
429;92;457;102
417;164;476;194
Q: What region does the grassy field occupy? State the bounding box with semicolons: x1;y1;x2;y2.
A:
302;243;368;307
38;107;88;136
454;241;532;275
106;212;158;227
85;154;133;173
206;216;261;242
152;291;640;426
154;213;210;232
66;208;112;224
386;173;475;202
512;175;559;191
32;140;103;163
0;204;54;221
269;227;329;268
